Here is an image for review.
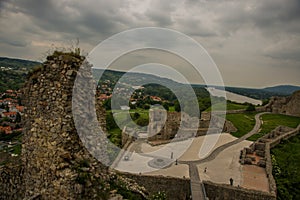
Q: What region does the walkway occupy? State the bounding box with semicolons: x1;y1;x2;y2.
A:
181;112;268;199
189;163;207;200
113;112;268;199
180;112;268;165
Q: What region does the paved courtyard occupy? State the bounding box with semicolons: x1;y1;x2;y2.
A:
113;131;270;193
111;112;275;199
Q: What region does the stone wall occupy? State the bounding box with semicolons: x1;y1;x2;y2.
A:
264;90;300;117
203;181;276;200
0;164;24;200
121;173;191;200
0;52;147;200
131;110;237;143
21;53;109;199
240;124;300;196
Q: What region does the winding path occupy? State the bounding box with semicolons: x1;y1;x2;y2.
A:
180;112;268;165
189;163;208;200
113;112;268;200
182;112;268;199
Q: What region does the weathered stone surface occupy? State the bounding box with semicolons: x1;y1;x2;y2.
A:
203;181;276;200
0;52;147;200
264;90;300;117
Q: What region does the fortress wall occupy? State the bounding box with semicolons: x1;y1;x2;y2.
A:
240;124;300;196
121;173;191;200
265;125;300;195
203;181;276;200
0;52;146;200
0;164;24;200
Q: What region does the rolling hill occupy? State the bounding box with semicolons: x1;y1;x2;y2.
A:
0;57;41;92
1;56;299;101
263;85;300;96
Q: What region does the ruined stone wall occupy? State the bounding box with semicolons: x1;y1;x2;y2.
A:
0;52;147;200
203;181;276;200
0;164;24;200
264;90;300;117
146;111;236;142
265;125;300;195
240;125;300;196
21;53;113;199
148;112;180;141
121;173;191;200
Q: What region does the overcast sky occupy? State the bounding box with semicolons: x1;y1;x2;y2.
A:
0;0;300;88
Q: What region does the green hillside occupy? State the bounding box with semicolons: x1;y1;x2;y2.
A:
0;57;41;92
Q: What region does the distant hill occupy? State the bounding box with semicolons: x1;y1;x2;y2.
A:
93;68;210;101
0;57;41;92
216;85;300;100
0;57;40;70
224;86;281;100
263;85;300;96
1;56;299;101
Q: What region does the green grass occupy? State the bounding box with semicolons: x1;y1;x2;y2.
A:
248;114;300;141
226;112;257;138
130;109;149;120
271;134;300;200
107;128;122;147
12;144;21;155
206;101;247;111
106;109;150;146
169;106;175;112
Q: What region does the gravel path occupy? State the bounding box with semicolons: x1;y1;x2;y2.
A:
183;112;268;199
180;112;268;165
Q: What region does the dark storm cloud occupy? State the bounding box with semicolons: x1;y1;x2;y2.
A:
145;9;173;27
0;0;300;86
1;0;131;44
252;0;300;26
0;38;28;47
144;0;177;27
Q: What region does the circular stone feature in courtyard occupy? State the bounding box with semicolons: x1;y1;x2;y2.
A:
148;157;173;169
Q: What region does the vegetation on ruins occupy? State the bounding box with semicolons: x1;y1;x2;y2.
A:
0;57;40;92
226;113;300;141
248;114;300;141
205;100;248;111
271;133;300;200
150;191;167;200
226;112;257;138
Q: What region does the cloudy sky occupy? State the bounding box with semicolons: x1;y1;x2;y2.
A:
0;0;300;88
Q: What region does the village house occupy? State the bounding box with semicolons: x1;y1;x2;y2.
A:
0;126;12;134
1;111;17;121
98;94;112;101
150;96;162;102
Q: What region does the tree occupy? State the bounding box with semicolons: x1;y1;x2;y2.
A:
103;99;111;110
131;112;140;121
143;104;150;110
15;112;21;123
174;101;180;112
262;99;269;106
106;112;117;130
136;118;149;126
162;102;169;111
246;104;256;112
129;103;136;109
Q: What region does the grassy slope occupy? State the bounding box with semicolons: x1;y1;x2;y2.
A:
248;114;300;141
106;109;150;146
226;112;300;199
206;101;247;111
226;112;257;138
226;113;300;140
271;134;300;200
